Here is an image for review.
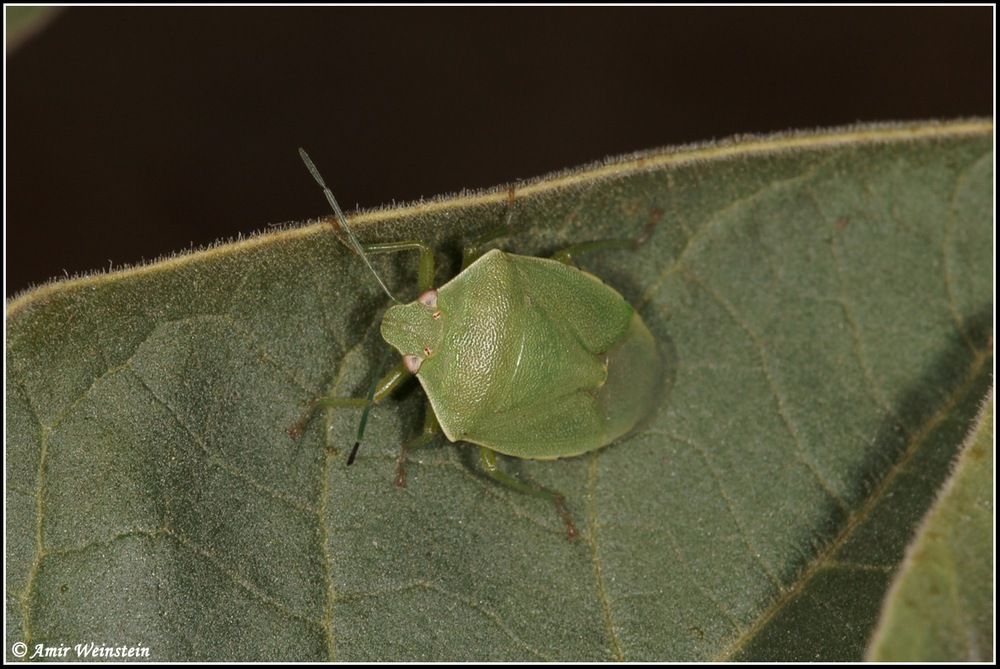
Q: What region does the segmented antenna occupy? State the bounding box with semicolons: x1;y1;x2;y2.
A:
299;148;400;304
347;348;392;466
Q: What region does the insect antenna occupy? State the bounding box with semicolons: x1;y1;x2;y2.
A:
346;348;393;465
299;148;400;304
299;149;402;464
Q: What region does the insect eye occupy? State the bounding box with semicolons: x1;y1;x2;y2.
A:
403;354;422;374
418;290;438;308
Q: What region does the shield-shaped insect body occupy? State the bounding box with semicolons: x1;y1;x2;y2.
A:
381;248;661;459
293;148;663;537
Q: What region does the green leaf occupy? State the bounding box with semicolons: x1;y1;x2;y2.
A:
866;390;993;662
6;120;993;661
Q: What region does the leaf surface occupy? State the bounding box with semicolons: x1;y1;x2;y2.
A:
6;121;993;661
866;391;993;662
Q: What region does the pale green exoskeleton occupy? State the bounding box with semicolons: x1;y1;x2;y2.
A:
291;149;663;538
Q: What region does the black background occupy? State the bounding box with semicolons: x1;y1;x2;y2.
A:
6;7;993;296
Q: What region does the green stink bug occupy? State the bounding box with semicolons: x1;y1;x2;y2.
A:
292;149;663;537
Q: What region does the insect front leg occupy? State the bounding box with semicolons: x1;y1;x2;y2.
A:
361;241;435;294
478;447;578;540
286;360;409;440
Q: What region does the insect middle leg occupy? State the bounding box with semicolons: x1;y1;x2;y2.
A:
393;403;440;487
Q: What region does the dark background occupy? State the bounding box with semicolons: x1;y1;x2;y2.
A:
6;7;993;296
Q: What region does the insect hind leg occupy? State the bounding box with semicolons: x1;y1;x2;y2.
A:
479;447;578;539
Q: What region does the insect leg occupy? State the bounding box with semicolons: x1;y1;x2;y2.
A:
460;185;518;268
550;239;638;265
362;241;435;294
478;447;578;539
550;208;661;265
286;360;409;439
461;226;509;269
394;405;441;488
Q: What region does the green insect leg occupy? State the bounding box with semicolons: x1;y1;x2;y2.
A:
460;185;519;268
550;208;661;265
361;241;435;294
286;360;409;440
461;226;510;269
394;404;440;488
479;447;578;539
